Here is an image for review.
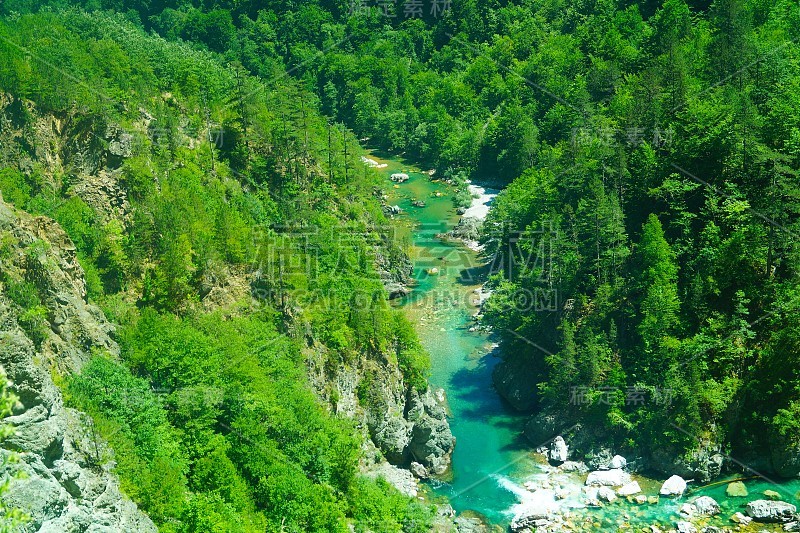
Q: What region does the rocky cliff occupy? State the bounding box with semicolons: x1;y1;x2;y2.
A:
306;336;455;481
0;198;155;532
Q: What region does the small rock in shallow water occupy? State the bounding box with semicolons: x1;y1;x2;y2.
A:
692;495;720;516
763;489;781;500
676;521;697;533
726;481;748;497
598;487;617;502
680;503;697;517
731;511;752;525
635;495;648;504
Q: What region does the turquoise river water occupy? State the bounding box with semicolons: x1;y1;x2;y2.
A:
372;153;800;531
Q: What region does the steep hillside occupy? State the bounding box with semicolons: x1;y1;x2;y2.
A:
0;11;455;532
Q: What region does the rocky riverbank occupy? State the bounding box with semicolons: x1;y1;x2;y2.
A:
504;434;800;533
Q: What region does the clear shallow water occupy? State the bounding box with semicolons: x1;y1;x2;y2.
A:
372;153;800;530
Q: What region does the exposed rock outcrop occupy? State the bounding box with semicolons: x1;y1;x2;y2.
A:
0;199;155;532
649;441;724;483
492;352;540;411
307;349;454;477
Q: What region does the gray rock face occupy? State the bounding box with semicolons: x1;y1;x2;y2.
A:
0;199;155;532
745;499;797;522
307;349;454;476
770;434;800;478
650;441;724;483
586;447;615;470
523;412;562;445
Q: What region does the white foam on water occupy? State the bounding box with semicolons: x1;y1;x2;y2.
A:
493;474;557;520
360;155;388;168
462;184;499;221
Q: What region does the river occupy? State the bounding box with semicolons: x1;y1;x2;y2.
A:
369;153;800;531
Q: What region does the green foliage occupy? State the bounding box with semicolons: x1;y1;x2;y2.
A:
4;279;49;348
0;367;31;532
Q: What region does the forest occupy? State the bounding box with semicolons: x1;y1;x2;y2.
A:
1;0;800;530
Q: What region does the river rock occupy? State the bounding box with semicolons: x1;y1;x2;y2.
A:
390;172;409;183
680;503;697;517
585;469;631;487
586;447;615;470
745;499;797;522
693;496;721;515
560;460;589;473
617;481;642;496
764;489;781;500
676;521;698;533
732;511;752;525
635;495;648;504
410;461;429;479
454;516;489;533
549;436;569;463
510;505;553;532
610;455;627;469
660;475;687;496
726;481;748;497
598;487;618;502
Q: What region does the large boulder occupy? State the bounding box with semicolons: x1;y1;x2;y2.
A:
617;481;642;496
585;469;631;487
693;496;721;516
745;499;797;522
660;475;687;496
610;455;627;469
549;436;569;464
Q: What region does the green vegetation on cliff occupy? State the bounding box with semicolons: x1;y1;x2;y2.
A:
0;9;434;532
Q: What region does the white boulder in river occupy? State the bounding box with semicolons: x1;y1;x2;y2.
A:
745;499;797;522
692;495;721;515
610;454;627;469
549;436;569;463
585;469;631;487
617;481;641;496
660;475;687;496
